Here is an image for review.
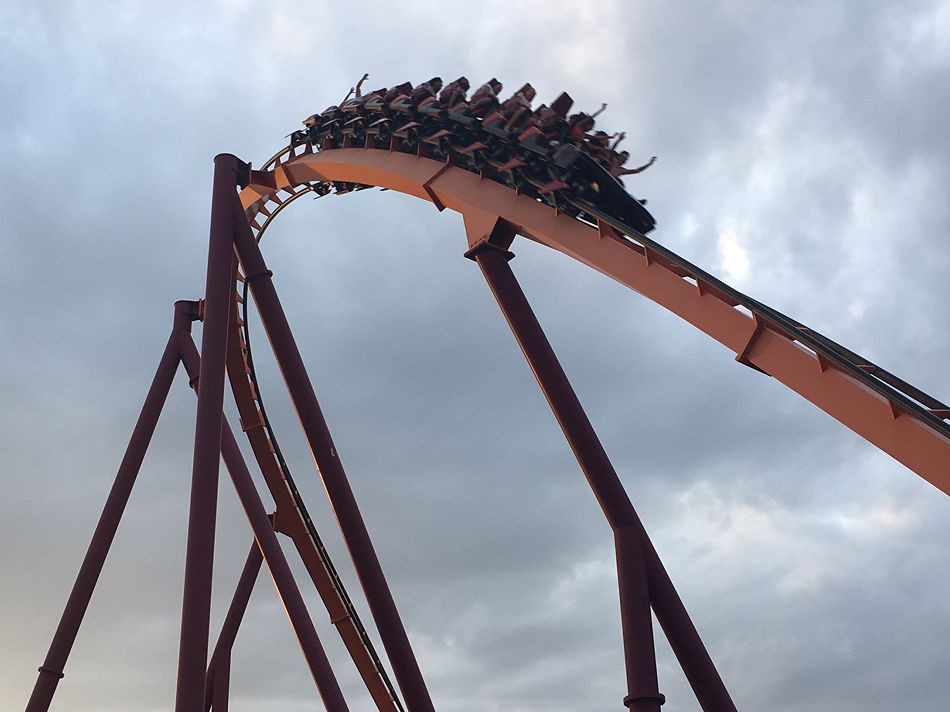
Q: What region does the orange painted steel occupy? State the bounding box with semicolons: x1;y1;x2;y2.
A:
239;147;950;497
226;256;401;712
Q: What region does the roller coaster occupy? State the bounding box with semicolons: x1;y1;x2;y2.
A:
23;76;950;712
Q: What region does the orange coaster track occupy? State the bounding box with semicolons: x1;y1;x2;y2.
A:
224;116;949;709
238;144;950;496
26;87;949;712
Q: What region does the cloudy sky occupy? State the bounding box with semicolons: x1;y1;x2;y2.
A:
3;1;950;710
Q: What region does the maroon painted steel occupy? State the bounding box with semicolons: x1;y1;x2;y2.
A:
178;334;350;712
175;155;242;712
211;652;230;712
615;526;663;712
24;301;189;712
224;297;402;712
229;200;435;712
470;242;736;712
204;541;263;712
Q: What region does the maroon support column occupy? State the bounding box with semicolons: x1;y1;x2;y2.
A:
204;541;263;712
175;155;242;712
24;301;190;712
230;201;434;712
211;653;230;712
615;526;664;712
179;335;349;712
470;242;736;712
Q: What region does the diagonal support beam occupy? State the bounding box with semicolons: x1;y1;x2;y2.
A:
468;239;736;712
204;541;263;712
178;333;349;712
230;199;435;712
224;300;401;712
24;301;192;712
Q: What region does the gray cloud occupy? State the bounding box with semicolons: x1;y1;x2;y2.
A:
3;2;950;711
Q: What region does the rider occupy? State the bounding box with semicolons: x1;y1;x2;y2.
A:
341;73;370;102
561;101;609;142
470;78;503;116
610;152;657;178
563;112;595;144
439;76;470;109
587;130;615;167
410;77;443;105
501;83;537;130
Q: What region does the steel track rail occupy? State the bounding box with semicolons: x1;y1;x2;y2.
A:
255;102;950;452
230;175;404;712
226;97;949;709
576;200;950;439
234;108;950;494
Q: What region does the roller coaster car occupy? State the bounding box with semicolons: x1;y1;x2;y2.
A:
377;81;413;108
303;108;335;137
518;126;552;157
448;105;478;128
552;144;656;234
422;128;453;147
367;116;392;133
345;91;386;115
393;120;421;138
299;83;654;234
311;117;343;143
389;97;415;114
363;97;385;113
341;116;367;137
320;105;341;121
481;112;513;139
417;96;445;119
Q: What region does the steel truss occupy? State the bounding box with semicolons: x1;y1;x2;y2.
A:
25;120;949;710
23;152;740;711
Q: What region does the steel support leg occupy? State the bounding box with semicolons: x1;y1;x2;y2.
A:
616;526;664;712
24;301;190;712
211;651;230;712
175;155;243;712
230;201;434;712
204;541;263;712
179;333;350;712
218;422;348;711
470;242;736;712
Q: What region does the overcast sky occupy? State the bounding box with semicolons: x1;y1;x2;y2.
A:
3;1;950;711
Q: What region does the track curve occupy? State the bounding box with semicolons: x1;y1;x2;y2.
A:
227;112;949;711
237;144;950;496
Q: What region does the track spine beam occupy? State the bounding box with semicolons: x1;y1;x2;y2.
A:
244;148;950;496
